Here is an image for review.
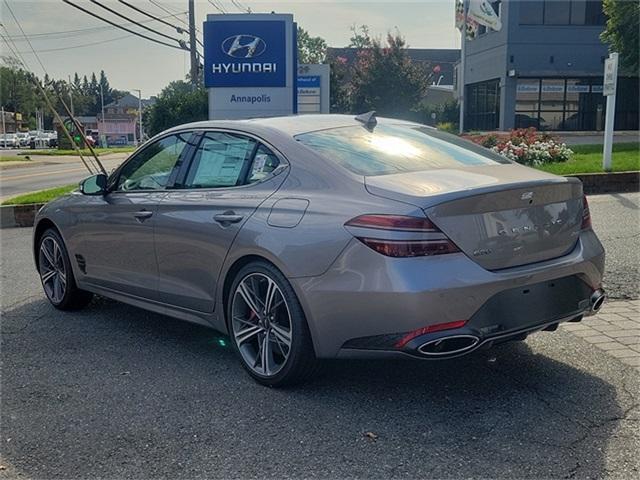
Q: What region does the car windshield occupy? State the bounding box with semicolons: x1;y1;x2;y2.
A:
295;124;510;176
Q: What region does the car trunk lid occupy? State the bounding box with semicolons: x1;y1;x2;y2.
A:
365;164;584;270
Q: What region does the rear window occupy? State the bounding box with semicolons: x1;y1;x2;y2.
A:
295;124;510;176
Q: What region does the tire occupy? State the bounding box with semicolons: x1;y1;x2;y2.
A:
37;228;93;310
227;261;319;387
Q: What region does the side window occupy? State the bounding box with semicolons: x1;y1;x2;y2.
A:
247;145;280;184
184;132;257;189
116;134;189;191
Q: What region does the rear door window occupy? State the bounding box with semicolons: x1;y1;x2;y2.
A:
295;124;509;176
184;132;257;188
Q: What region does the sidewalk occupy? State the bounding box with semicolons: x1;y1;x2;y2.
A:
562;299;640;370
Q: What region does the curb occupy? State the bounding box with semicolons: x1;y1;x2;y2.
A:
0;172;637;229
0;203;45;229
569;171;640;195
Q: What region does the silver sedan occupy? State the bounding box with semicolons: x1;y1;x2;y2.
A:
33;114;606;386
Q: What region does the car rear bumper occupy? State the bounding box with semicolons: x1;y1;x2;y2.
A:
290;230;605;359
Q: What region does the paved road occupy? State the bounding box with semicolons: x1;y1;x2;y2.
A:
1;193;639;479
0;155;126;201
589;192;640;300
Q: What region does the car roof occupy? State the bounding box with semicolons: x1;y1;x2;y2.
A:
170;114;422;137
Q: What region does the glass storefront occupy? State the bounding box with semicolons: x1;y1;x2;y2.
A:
515;77;638;131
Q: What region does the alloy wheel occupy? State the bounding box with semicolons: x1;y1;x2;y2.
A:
39;236;67;304
231;273;292;377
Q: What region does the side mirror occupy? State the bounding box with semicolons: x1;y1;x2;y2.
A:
80;173;108;195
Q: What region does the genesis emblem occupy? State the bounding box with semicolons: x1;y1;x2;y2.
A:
521;191;534;201
222;35;266;58
520;192;533;200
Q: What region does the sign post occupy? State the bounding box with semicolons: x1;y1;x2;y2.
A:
602;52;618;172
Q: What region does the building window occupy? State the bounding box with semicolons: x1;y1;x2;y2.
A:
519;0;604;26
515;77;638;131
544;0;571;25
519;1;544;24
466;79;500;131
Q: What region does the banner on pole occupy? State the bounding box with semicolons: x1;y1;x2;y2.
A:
456;0;502;39
469;0;502;31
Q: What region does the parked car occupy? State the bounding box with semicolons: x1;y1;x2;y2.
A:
16;132;30;147
0;133;19;148
32;114;606;386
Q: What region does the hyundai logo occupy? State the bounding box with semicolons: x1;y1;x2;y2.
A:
221;35;266;58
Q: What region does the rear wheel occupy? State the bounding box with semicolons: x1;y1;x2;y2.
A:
38;228;93;310
228;261;319;387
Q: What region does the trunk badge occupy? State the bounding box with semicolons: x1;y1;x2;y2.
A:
521;191;534;200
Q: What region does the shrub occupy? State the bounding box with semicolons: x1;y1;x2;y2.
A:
465;128;573;166
436;122;457;134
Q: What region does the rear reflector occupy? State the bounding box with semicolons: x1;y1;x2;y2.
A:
395;320;468;348
581;196;592;230
345;214;461;257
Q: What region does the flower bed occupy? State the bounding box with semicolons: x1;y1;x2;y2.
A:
464;128;573;166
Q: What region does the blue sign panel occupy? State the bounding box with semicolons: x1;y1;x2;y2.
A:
297;75;321;88
204;20;287;88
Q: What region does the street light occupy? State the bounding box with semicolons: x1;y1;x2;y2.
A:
130;89;143;146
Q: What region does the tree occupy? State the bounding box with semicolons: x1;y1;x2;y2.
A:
348;24;373;49
349;31;428;118
144;80;207;136
296;26;327;64
601;0;639;73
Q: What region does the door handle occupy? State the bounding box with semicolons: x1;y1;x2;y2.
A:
213;212;244;225
133;210;153;221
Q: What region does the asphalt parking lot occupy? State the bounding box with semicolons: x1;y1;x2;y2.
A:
1;193;639;479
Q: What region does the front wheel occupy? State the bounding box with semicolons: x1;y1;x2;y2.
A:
228;261;319;387
38;228;93;310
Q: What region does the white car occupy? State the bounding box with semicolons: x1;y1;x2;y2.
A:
16;132;30;147
0;134;19;148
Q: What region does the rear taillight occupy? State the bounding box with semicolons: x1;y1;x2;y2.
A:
581;196;592;230
344;214;460;257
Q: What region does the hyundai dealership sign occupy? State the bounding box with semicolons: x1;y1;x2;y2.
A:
204;14;297;119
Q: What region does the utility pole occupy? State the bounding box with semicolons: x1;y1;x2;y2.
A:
68;75;75;116
188;0;198;86
132;89;143;143
99;83;106;147
2;106;6;146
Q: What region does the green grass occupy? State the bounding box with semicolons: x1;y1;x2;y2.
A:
1;184;77;206
537;142;639;175
20;146;136;156
0;154;30;162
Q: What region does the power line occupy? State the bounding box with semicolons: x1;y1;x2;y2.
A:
62;0;187;51
88;0;184;45
208;1;227;14
1;2;104;175
230;1;250;13
2;12;186;41
12;33;133;55
148;0;195;31
117;0;186;34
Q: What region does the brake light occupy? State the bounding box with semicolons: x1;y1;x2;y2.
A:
345;214;438;232
344;214;460;257
581;196;592;230
395;320;468;348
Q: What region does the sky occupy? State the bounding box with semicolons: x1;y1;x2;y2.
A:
1;0;459;97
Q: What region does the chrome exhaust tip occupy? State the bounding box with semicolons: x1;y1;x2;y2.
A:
590;289;606;314
418;334;480;356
